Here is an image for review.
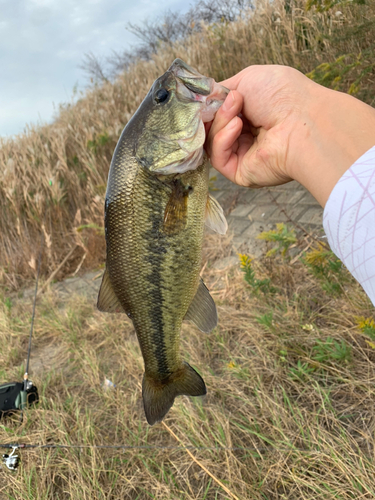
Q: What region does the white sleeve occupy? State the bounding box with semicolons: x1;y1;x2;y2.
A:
323;146;375;306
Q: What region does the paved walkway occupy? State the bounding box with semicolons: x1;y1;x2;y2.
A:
209;167;324;259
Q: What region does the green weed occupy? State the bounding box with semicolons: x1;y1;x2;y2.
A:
356;316;375;340
289;360;316;381
257;223;297;258
87;131;111;154
306;54;365;95
312;337;352;365
4;296;12;313
239;254;276;295
304;244;348;295
256;312;274;331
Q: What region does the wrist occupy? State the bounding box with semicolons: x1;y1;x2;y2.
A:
288;85;375;207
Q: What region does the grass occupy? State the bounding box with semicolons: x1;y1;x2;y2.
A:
0;0;374;285
1;0;375;496
1;230;375;499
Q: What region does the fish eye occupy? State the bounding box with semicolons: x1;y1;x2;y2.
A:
155;88;169;104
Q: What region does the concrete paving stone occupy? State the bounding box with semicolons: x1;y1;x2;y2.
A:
241;221;274;240
230;204;254;218
274;190;306;206
209;179;225;191
82;271;101;281
227;218;250;236
231;236;265;258
210;190;225;202
299;206;324;225
298;191;320;206
228;218;252;236
246;204;278;221
252;190;280;203
272;180;305;192
231;221;274;258
208;167;325;257
237;188;262;205
232;235;266;258
267;205;307;223
220;192;242;215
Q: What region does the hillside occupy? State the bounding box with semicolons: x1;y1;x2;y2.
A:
2;1;375;498
0;0;374;286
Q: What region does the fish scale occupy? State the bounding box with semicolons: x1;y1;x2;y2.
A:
98;59;228;425
106;154;208;374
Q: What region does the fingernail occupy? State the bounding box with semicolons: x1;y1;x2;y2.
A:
222;91;235;112
225;116;238;130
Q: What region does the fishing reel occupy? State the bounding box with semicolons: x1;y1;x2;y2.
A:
0;379;39;420
2;446;21;471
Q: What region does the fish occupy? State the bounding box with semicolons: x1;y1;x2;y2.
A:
97;59;229;425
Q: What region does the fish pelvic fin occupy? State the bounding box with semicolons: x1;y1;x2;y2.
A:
142;362;206;425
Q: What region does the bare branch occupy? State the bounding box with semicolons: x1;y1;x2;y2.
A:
79;52;110;84
80;0;254;83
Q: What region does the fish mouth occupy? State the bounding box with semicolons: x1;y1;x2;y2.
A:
145;59;229;175
169;59;229;123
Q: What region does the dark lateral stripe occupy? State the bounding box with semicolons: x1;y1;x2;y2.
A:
144;187;170;376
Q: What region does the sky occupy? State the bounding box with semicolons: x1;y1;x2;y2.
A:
0;0;190;137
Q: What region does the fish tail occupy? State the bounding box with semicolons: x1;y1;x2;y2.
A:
142;362;206;425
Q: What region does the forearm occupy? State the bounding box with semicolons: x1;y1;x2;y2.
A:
289;86;375;207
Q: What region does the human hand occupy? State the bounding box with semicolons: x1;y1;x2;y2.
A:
205;65;375;206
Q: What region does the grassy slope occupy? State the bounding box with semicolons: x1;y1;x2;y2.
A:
0;0;374;285
1;0;375;498
1;232;375;499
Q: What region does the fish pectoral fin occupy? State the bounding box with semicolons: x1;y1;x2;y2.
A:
97;268;127;313
184;278;217;333
205;194;228;235
163;180;189;235
142;362;206;425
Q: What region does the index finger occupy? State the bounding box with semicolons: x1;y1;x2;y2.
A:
218;67;250;90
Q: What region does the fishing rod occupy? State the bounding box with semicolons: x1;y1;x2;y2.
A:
0;231;43;470
0;441;327;472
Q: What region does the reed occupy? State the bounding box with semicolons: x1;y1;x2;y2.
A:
0;0;373;286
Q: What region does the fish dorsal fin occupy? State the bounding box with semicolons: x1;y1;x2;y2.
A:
184;279;217;333
97;268;126;313
205;194;228;235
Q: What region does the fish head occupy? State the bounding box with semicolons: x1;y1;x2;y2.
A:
134;59;229;174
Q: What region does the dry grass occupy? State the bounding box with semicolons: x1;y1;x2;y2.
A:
0;0;374;286
1;1;375;497
1;231;375;499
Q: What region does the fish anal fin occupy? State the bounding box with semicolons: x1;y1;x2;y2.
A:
163;180;191;235
97;268;126;314
205;194;228;234
184;278;217;333
142;362;206;425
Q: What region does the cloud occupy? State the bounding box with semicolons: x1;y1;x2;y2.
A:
0;0;190;136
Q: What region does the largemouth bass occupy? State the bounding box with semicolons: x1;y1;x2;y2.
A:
98;59;228;425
